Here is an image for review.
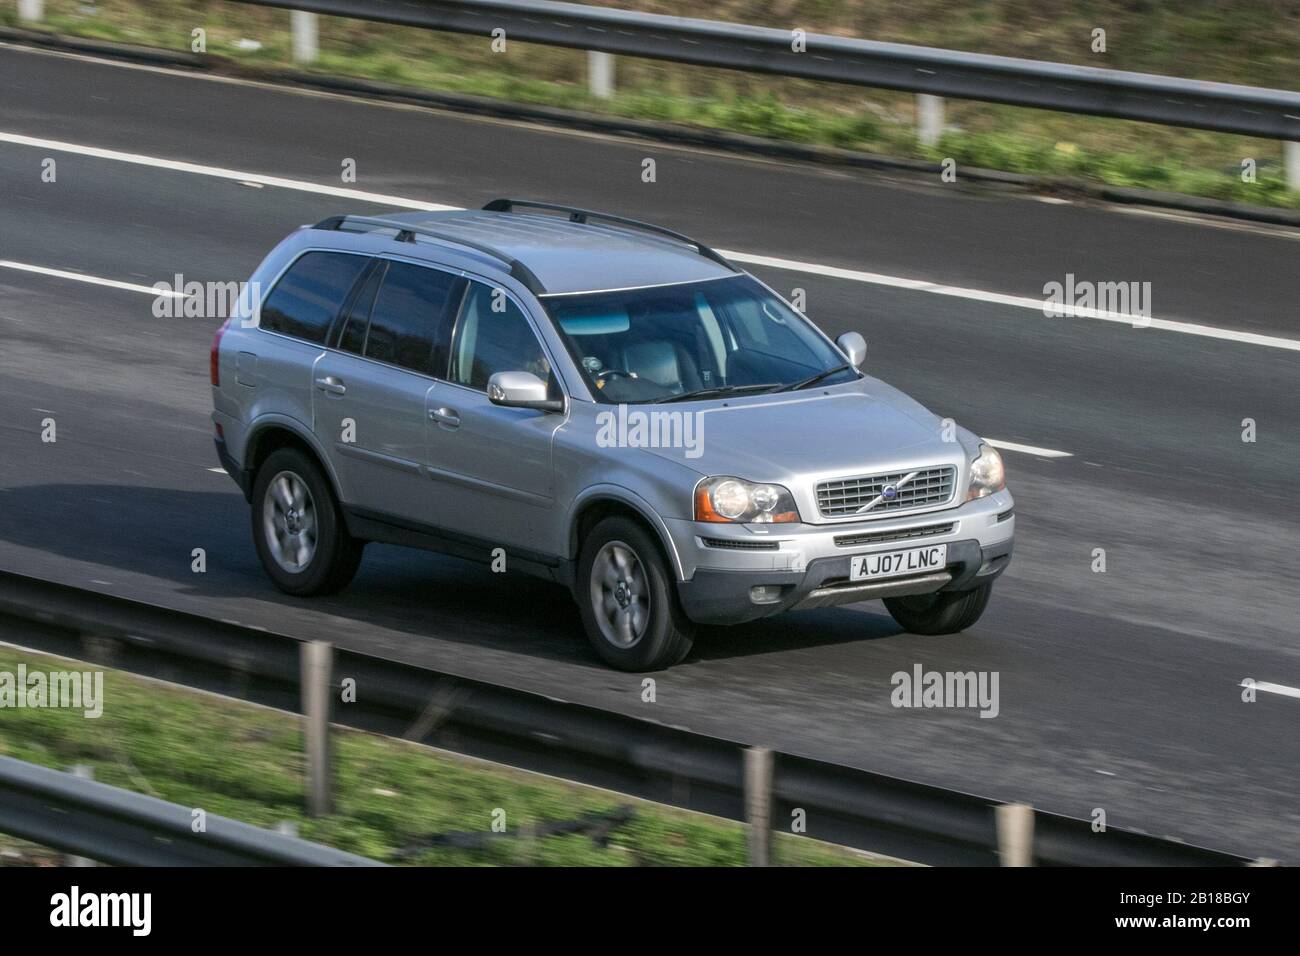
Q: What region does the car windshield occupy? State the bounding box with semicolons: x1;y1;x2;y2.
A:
540;275;858;403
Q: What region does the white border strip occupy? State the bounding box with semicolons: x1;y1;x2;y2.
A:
985;438;1072;459
2;130;1297;353
722;251;1300;353
1241;680;1300;700
0;131;458;211
0;260;187;297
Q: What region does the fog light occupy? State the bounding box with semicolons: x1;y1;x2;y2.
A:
750;585;783;604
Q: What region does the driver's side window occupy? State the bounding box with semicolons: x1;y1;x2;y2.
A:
449;281;550;390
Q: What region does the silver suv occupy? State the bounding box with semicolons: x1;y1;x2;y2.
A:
211;200;1014;670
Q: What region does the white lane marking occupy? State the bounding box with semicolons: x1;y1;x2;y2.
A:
985;438;1073;458
12;39;1300;244
722;251;1300;353
0;259;188;297
1241;680;1300;700
2;132;1296;354
207;467;227;474
0;131;458;211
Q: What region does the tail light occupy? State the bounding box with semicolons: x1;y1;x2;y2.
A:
210;319;230;387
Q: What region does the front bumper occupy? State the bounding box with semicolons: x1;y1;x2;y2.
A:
670;489;1014;625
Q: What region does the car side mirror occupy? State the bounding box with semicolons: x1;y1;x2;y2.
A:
836;331;867;367
487;371;564;412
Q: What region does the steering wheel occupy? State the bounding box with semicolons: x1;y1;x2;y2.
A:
594;368;637;383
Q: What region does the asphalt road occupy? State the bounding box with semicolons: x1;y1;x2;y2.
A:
1;42;1298;860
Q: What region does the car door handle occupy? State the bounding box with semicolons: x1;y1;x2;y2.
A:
429;406;460;428
314;376;346;396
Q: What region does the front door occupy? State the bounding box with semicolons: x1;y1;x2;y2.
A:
424;279;561;557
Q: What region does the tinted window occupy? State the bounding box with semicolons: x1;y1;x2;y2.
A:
362;262;459;373
336;260;382;355
260;252;369;344
449;282;550;390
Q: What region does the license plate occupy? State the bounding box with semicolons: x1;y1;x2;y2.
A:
849;544;947;581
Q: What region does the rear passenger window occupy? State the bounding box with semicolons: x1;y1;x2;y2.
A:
259;252;369;344
362;262;460;374
336;261;383;356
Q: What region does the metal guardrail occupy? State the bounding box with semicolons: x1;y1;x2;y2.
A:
227;0;1300;141
0;756;383;865
0;570;1259;866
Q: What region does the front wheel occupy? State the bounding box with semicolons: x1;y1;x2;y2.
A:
576;517;695;671
884;582;993;635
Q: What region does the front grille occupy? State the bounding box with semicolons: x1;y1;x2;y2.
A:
700;537;780;551
834;522;954;548
817;466;956;518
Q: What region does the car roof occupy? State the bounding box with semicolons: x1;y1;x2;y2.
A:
369;209;738;296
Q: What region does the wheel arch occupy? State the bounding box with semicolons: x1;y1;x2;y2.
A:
243;417;345;505
568;487;686;582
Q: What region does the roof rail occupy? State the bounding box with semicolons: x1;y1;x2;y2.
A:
313;215;546;294
481;199;737;272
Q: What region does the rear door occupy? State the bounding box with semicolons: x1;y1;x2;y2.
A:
311;258;463;524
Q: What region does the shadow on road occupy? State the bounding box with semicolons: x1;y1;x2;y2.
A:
0;483;904;667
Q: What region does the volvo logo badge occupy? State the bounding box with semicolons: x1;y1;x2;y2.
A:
881;484;898;500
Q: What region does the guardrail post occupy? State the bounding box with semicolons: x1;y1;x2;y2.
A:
1285;142;1300;192
291;11;319;65
743;747;773;866
17;0;44;23
916;94;945;148
301;640;333;817
996;802;1035;866
588;50;616;99
67;765;96;867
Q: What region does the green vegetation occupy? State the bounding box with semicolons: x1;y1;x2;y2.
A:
3;1;1295;205
0;648;889;865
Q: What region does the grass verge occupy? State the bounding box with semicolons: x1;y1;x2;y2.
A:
2;0;1297;208
0;646;893;866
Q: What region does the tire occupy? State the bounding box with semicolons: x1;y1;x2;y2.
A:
251;447;363;596
884;582;993;635
576;517;695;671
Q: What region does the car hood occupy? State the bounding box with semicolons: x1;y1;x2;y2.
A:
637;381;972;484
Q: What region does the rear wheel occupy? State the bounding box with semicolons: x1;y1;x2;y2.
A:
251;447;363;596
884;582;993;635
577;517;694;671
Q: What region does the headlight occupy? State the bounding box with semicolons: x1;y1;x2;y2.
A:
966;443;1006;500
695;477;800;523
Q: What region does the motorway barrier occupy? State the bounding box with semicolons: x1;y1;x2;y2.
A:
0;756;383;865
230;0;1300;187
0;569;1262;867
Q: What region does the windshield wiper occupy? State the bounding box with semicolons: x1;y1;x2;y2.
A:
654;383;778;404
775;363;853;392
